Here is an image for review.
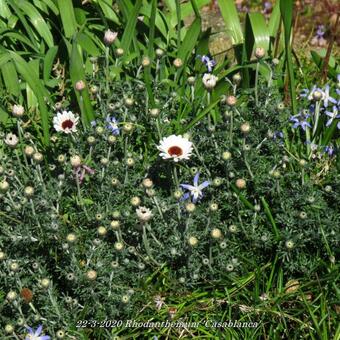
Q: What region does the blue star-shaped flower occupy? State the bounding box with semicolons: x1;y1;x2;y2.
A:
180;173;210;204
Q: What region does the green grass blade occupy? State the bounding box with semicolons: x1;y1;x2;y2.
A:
120;0;142;52
69;39;95;127
96;0;120;25
177;17;201;61
43;46;58;82
247;13;270;52
268;0;281;38
216;0;243;45
182;0;209;18
260;196;280;240
1;60;20;96
280;0;297;115
1;32;40;53
0;106;9;124
19;0;54;47
57;0;77;38
0;0;11;19
147;0;156;58
181;98;220;133
10;52;50;145
8;2;40;50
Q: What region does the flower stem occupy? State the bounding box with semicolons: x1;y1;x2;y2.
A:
255;61;260;106
207;91;212;130
172;165;179;189
230;110;234;147
105;46;110;94
142;225;160;266
312;101;321;138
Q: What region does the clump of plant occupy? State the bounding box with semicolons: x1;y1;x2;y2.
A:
0;37;339;338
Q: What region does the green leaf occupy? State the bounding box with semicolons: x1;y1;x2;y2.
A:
0;106;9;124
77;32;101;56
57;0;77;38
246;13;270;54
182;0;209;18
311;49;338;78
217;0;243;45
69;39;95;127
268;0;281;38
43;46;58;82
280;0;297;115
96;0;120;25
1;32;40;52
181;98;220;133
19;0;54;47
0;0;11;19
8;1;40;50
10;51;50;145
147;0;156;58
178;17;201;61
1;60;20;96
120;0;143;52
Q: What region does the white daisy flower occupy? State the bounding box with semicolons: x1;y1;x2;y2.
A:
4;133;19;148
202;73;218;90
136;206;153;222
53;111;79;134
157;135;193;162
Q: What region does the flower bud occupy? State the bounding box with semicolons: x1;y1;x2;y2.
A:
155;48;164;57
222;151;232;160
86;270;97;281
211;228;222;239
124;98;134;107
142;56;151;67
240;122;251;134
70;155;81;167
313;90;323;101
185;202;196;213
40;278;50;288
24;186;34;198
149;108;160;117
255;47;265;59
104;29;118;45
232;73;242;85
235;178;246;189
188;236;198;246
187;76;196;85
75;80;86;91
173;58;183;68
272;58;280;65
226;95;237;106
114;242;124;251
116;48;124;56
12;104;25;118
33;152;43;163
130;196;141;207
142;178;153;188
0;180;9;193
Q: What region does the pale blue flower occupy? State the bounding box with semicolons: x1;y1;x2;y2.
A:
325;106;340;129
200;55;216;73
25;325;50;340
324;145;335;156
180;173;210;203
323;85;337;107
106;116;120;135
290;112;312;131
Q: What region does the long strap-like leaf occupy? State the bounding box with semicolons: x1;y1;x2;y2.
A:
280;0;297;115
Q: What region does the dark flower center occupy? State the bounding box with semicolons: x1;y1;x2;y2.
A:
168;146;183;157
61;119;74;130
